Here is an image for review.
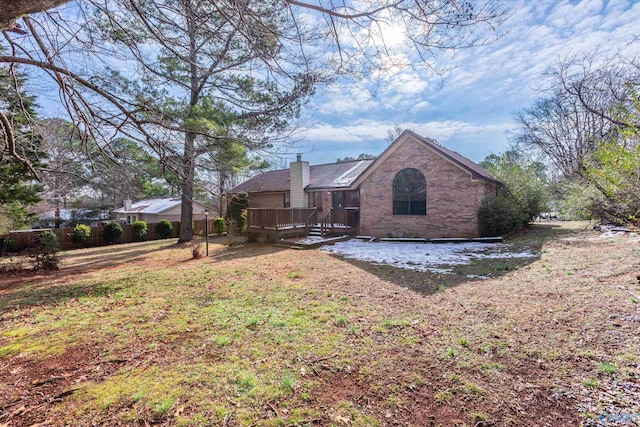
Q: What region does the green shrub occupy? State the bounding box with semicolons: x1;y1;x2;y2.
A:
480;150;548;231
0;237;17;255
156;219;173;239
584;141;640;225
556;179;595;220
478;192;527;237
213;217;226;234
31;230;61;270
103;222;123;244
71;224;91;246
132;220;148;242
227;192;249;232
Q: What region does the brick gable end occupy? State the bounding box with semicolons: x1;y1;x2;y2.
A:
359;137;496;238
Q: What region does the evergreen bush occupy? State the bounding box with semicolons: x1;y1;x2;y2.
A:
213;217;226;234
156;219;173;239
31;230;61;270
132;220;148;241
0;237;17;255
478;192;527;237
71;224;91;246
227;192;248;232
103;221;123;244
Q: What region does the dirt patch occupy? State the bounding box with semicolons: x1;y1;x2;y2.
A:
0;223;638;426
0;345;99;426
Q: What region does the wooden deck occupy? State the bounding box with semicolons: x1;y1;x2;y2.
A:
246;208;317;240
246;208;359;241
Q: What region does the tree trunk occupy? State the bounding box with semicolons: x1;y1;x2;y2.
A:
178;3;199;243
218;170;227;218
178;132;196;242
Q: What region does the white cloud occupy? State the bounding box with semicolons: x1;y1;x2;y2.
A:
302;119;511;144
313;84;378;115
412;101;433;112
386;71;430;95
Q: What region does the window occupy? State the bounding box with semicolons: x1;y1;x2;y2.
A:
331;190;360;208
284;192;290;208
332;191;343;208
344;190;360;208
393;168;426;215
308;192;323;212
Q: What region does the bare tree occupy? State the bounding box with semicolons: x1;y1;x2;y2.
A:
514;49;640;177
552;51;640;133
514;88;616;177
35;118;87;208
514;47;640;224
1;0;507;240
386;125;404;144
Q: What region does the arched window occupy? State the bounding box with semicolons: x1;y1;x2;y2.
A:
393;168;426;215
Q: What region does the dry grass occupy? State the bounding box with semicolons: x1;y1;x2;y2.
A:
0;223;638;426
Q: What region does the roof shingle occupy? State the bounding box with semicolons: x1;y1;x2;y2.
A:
231;159;375;193
231;131;498;194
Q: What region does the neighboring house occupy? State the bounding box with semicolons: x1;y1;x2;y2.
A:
113;197;213;224
231;130;501;238
35;208;111;228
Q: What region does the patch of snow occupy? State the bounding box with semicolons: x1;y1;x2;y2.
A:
601;231;638;238
297;236;330;244
319;240;537;273
333;161;367;186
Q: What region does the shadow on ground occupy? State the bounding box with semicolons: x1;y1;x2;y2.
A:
0;240;180;312
326;222;587;295
208;242;286;262
61;239;180;268
0;278;124;313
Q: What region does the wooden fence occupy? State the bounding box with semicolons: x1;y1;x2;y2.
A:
5;219;217;252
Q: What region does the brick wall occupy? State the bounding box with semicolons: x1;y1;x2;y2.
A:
359;138;497;238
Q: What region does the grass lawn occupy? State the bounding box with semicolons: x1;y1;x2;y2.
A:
1;223;639;426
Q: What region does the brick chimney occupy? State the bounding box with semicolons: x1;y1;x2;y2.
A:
289;153;309;208
124;198;132;211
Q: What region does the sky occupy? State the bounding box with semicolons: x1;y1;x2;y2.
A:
287;0;640;166
23;0;640;169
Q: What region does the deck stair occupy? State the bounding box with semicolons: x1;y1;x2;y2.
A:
308;225;324;237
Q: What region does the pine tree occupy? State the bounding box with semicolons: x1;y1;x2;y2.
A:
0;60;43;232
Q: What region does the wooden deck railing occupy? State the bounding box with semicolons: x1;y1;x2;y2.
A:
247;208;318;230
320;208;358;236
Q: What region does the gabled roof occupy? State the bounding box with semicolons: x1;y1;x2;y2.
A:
351;130;500;187
114;197;207;215
231;131;498;194
232;169;290;193
231;159;375;193
406;131;497;183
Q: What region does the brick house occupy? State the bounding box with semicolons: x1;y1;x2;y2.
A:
231;130;500;238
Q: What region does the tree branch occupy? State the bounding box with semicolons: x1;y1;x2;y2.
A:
0;0;71;30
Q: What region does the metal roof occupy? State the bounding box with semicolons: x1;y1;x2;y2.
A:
113;197;204;215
